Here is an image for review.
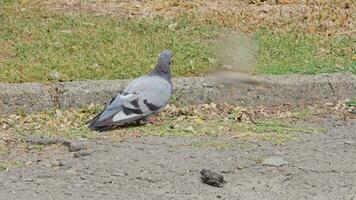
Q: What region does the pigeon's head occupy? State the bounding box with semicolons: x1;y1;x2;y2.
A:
151;50;173;78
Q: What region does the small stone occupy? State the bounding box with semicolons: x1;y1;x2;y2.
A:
85;170;95;175
200;169;226;188
73;150;91;158
24;178;34;182
112;172;127;177
68;142;87;152
73;183;82;187
343;140;355;145
103;180;113;184
262;156;289;167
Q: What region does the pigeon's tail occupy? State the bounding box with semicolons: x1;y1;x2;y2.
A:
88;123;113;132
87;105;147;132
87;110;114;132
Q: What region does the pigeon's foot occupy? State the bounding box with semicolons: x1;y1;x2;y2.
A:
146;116;164;125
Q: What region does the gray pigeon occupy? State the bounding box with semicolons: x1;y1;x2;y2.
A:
88;50;173;132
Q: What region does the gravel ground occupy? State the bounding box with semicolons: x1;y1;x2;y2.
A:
0;117;355;200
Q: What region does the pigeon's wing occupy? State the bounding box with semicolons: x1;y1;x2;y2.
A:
88;76;172;131
116;76;172;120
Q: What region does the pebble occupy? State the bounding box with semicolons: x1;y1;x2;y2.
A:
200;169;226;188
343;140;355;145
112;172;128;177
74;150;91;158
262;156;289;167
68;142;87;152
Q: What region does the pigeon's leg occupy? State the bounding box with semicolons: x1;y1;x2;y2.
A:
139;116;150;125
144;115;164;125
137;116;156;125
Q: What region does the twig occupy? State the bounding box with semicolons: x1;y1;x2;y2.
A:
237;110;257;124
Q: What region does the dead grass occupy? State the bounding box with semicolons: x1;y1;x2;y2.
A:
0;103;343;154
0;41;15;66
38;0;355;36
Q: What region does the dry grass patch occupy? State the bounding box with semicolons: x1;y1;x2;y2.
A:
0;103;337;153
38;0;355;35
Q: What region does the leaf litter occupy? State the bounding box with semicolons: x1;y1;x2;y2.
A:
1;102;354;153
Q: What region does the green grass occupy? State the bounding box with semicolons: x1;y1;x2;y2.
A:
256;30;355;75
0;160;26;172
346;100;356;107
0;2;218;83
0;1;354;83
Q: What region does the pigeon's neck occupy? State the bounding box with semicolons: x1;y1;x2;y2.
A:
150;61;171;82
150;71;172;84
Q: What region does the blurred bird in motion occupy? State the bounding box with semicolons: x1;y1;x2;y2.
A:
210;69;270;87
209;31;270;87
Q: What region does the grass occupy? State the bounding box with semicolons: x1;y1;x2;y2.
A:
346;100;356;107
0;160;26;172
0;103;325;153
0;2;218;83
256;30;355;74
0;1;355;83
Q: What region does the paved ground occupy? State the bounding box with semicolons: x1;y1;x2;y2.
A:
0;117;355;200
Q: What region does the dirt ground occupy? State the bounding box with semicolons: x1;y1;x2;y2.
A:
0;116;355;200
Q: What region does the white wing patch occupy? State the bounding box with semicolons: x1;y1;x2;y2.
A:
113;111;141;122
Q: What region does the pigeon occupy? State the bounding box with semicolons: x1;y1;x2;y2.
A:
88;50;173;132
